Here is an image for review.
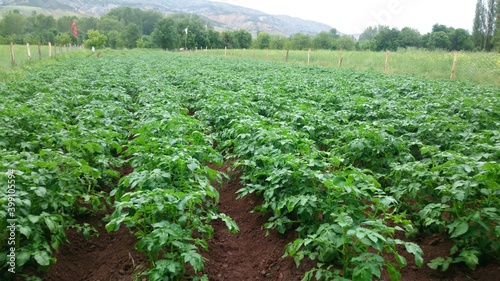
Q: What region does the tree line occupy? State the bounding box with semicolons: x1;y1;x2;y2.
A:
0;4;499;52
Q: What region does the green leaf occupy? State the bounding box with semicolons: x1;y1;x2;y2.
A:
34;251;51;266
44;217;55;232
187;161;199;171
19;225;32;239
457;249;480;270
386;262;402;281
449;220;469;238
28;215;39;223
352;265;372;281
405;242;423;267
33;186;47;197
428;257;452;271
17;251;31;267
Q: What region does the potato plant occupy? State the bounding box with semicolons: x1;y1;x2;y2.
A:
1;50;499;280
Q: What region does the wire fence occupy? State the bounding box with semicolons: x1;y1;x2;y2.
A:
1;43;83;71
190;47;500;87
2;44;499;87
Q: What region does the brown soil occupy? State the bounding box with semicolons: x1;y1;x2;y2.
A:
41;214;149;281
201;165;311;280
20;162;499;281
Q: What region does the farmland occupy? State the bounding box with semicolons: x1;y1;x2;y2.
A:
0;50;499;280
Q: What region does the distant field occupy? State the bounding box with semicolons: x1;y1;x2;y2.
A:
196;48;500;86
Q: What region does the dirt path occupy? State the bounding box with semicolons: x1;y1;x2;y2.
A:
201;166;310;281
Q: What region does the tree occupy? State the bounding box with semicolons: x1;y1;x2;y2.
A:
313;31;335;50
329;28;341;39
124;23;141;48
494;0;500;50
450;28;474;50
152;18;179;49
359;26;378;41
270;35;287;49
290;33;312;50
374;26;400;51
97;16;125;37
105;7;163;35
336;36;356;50
233;30;252;49
0;12;27;37
57;16;78;35
428;31;451;50
399;27;421;48
473;0;486;49
84;29;107;48
167;13;213;49
484;0;498;50
472;0;498;50
254;32;271;49
207;28;220;48
26;14;56;37
55;33;72;45
107;30;124;49
220;31;238;48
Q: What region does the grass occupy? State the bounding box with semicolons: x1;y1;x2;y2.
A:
0;44;85;81
193;48;500;87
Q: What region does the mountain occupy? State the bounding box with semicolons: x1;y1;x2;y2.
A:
0;0;333;36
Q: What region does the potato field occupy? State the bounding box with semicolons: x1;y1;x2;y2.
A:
0;50;499;280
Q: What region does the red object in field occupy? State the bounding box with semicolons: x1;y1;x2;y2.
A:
72;21;78;38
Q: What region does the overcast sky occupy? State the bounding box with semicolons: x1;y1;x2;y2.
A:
210;0;477;35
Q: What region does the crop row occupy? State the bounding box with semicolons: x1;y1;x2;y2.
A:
0;52;236;280
163;53;499;278
1;50;499;280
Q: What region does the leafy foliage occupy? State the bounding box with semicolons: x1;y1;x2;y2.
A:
1;50;498;281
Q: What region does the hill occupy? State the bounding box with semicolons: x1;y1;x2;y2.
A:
0;0;333;36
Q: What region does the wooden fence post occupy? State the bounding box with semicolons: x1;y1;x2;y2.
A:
450;51;458;81
38;43;42;60
10;42;15;66
266;48;269;61
48;42;52;57
338;48;343;68
286;49;289;62
307;48;311;64
253;48;256;59
26;43;32;61
384;50;390;72
225;46;227;57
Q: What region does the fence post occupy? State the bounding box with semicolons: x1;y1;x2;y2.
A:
48;42;52;57
225;46;227;57
450;51;458;81
253;48;256;59
286;48;289;62
10;42;15;66
26;43;32;61
384;50;390;72
338;48;343;68
307;48;311;64
38;43;42;60
266;48;269;61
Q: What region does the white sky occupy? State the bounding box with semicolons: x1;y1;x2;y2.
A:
210;0;477;35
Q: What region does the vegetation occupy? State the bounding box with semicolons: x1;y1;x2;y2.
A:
0;4;499;52
1;50;498;280
198;48;500;86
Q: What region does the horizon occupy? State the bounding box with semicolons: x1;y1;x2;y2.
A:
210;0;477;35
